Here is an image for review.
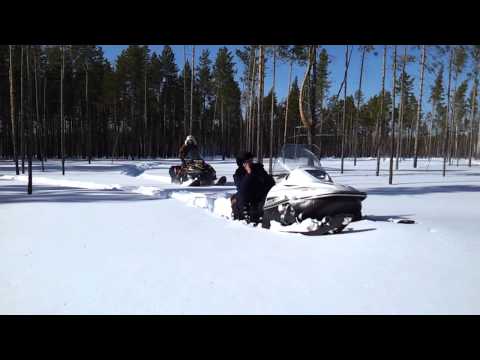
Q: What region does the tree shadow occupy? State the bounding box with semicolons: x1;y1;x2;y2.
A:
0;185;160;204
0;161;174;177
302;227;377;236
158;186;235;197
365;184;480;196
328;169;469;179
363;214;415;222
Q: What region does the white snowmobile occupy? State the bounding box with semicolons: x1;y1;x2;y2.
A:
257;144;367;234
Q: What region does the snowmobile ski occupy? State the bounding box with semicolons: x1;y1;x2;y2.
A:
268;214;353;235
188;178;201;186
215;176;227;185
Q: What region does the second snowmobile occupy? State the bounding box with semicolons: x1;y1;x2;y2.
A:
169;159;226;186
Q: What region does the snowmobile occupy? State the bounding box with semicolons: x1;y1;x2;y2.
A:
169;158;226;187
242;144;367;235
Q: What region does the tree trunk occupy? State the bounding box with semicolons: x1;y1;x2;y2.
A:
413;45;426;168
448;51;458;166
443;49;453;177
21;46;25;174
283;60;293;147
341;45;349;174
354;47;366;166
389;45;398;185
144;63;148;158
299;48;313;146
112;98;120;162
26;46;33;194
245;47;255;152
61;45;65;175
183;46;187;138
256;45;265;163
221;100;225;160
309;45;317;149
33;47;43;172
248;48;257;152
163;102;166;157
9;45;19;175
269;46;276;175
469;77;477;166
86;63;91;163
477;91;480;158
396;47;407;171
190;45;195;135
376;45;387;176
428;100;436;160
43;75;47;162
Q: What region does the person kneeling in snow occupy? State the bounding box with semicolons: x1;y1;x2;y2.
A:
231;151;253;216
231;152;275;221
233;151;254;190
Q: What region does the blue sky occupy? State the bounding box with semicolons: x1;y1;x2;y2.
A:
100;45;464;113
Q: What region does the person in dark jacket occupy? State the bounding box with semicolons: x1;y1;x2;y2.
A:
233;151;254;190
231;154;275;221
231;152;253;216
179;135;201;164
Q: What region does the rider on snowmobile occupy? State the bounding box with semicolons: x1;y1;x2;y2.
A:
169;135;202;183
231;152;275;221
179;135;201;164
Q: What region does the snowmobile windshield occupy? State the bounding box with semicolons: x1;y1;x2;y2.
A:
273;144;323;175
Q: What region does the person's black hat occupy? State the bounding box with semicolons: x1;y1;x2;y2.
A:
236;151;254;167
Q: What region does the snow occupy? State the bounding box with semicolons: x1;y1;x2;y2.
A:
1;157;480;314
14;174;122;191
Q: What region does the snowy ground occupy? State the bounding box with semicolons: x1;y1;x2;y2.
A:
1;157;480;314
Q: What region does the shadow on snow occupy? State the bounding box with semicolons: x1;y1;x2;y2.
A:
0;185;159;204
365;184;480;196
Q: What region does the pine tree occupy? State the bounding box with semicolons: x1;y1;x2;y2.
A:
429;64;444;157
316;48;331;156
353;45;374;166
196;49;213;148
452;46;468;165
453;79;468;164
213;47;241;159
284;77;300;144
395;46;414;170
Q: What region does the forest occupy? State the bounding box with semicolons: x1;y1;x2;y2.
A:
1;45;479;191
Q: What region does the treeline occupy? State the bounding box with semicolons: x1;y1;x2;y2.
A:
238;45;480;179
1;45;480;185
0;45;242;170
